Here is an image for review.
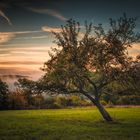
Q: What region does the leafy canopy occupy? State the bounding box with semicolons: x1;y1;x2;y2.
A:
41;14;140;97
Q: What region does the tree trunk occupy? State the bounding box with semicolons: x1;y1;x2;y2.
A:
81;92;113;122
94;100;113;122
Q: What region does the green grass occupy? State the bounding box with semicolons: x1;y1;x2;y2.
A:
0;107;140;140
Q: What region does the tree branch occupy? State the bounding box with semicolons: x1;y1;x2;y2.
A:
84;76;99;99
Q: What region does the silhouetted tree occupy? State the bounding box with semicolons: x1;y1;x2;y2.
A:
0;79;9;109
43;14;139;121
15;78;37;105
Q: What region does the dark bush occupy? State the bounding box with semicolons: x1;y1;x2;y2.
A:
8;91;28;109
117;95;140;105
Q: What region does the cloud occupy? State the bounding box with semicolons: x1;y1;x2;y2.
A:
42;25;85;40
0;61;42;65
12;30;42;34
28;7;67;21
0;9;12;25
0;67;44;81
0;44;51;69
128;43;140;58
0;32;15;43
15;35;48;40
0;30;42;44
42;25;61;33
0;65;45;83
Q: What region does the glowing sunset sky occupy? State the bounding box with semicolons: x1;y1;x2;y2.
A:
0;0;140;81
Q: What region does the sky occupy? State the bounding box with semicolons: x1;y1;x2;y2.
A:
0;0;140;85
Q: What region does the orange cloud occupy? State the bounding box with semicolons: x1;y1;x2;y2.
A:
0;30;42;44
42;25;61;33
128;43;140;58
0;32;15;43
0;61;42;65
0;67;44;81
42;25;85;40
0;44;52;77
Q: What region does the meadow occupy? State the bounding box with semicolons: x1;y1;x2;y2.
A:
0;107;140;140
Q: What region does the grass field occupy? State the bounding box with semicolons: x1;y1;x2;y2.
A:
0;107;140;140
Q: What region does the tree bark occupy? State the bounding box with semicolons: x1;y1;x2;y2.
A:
94;100;113;122
82;92;113;122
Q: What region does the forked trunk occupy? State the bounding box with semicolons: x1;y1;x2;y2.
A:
95;100;113;122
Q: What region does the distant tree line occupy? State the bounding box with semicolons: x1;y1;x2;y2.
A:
0;76;140;110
